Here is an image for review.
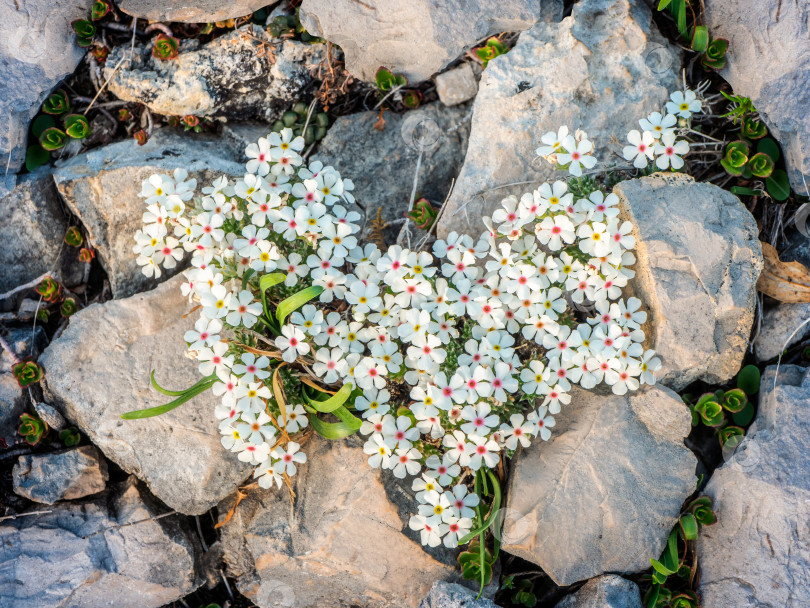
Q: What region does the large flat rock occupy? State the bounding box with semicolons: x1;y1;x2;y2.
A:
437;0;680;239
502;384;696;586
39;275;253;515
615;173;762;389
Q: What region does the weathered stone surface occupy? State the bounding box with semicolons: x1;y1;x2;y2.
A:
435;63;479;107
419;581;501;608
0;0;88;174
754;302;810;362
437;0;680;240
53;129;244;298
299;0;562;83
220;435;455;608
314;102;470;244
118;0;270;23
0;173;83;294
0;477;200;608
704;0;810;192
614;173;762;390
554;575;643;608
33;402;66;432
502;384;696;586
696;365;810;607
0;326;47;374
39;275;253;515
0;374;25;439
13;445;108;504
105;26;323;120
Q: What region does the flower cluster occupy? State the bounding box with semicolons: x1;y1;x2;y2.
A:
130;91;696;550
537;88;702;176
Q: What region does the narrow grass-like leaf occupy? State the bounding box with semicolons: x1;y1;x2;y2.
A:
307;405;362;439
459;471;502;544
150;370;216;396
121;378;216;419
276;285;324;327
259;272;285;321
303;383;354;413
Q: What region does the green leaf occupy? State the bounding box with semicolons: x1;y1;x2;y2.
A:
679;513;699;540
747;152;775;178
766;169;791;201
39;127;66;151
458;471;502;544
32;115;55;138
258;272;285;322
732;401;755;426
730;186;763;197
276;285;324;326
150;370;216;396
64;114;91;139
121;377;217;419
757;137;781;163
737;365;761;395
691;26;709;53
307;405;362;439
645;583;661;608
303;382;354;413
25;145;50;172
721;388;747;413
650;558;677;578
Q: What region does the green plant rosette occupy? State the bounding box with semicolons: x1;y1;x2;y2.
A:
72;19;96;47
702;38;728;70
42;90;71;116
747;152;775;178
39;127;67;151
64;114;91;139
720;140;749;176
741;117;768;139
13;361;44;389
91;0;110;20
152;34;180;60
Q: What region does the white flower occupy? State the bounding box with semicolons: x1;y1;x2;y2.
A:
226;290;263;328
281;403;309;433
408;514;446;547
536;125;569;156
272;441;307;476
528;405;555;440
236;410;276;445
275;325;310;362
184;317;222;351
556;134;597;176
623;130;655;169
355;387;391;418
640;349;661;385
390;447;422;478
500;414;535;450
413;474;444;503
363;434;394;468
639;111;677;139
235;440;271;464
231;352;271;384
235;381;272;414
425;453;461;486
313;347;347;384
467;434;500;470
666;89;702;119
654;131;690;170
200;284;231;319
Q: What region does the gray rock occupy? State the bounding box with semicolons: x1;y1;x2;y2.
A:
52;128;244;298
299;0;562;83
220;435;455;608
754;302;810;362
13;445;108;504
614;173;762;390
33;402;66;432
437;0;681;240
0;0;88;175
105;26;324;120
502;384;696;586
435;63;479;107
419;581;501;608
0;173;83;294
0;477;200;608
314;102;471;244
704;0;810;193
554;576;643;608
696;365;810;607
0;374;26;439
39;275;253;515
0;325;47;374
117;0;271;23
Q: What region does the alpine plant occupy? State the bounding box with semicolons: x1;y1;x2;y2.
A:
131;89;701;550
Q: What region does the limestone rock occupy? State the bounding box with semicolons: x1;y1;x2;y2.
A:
33;402;66;432
696;365;810;607
0;173;83;294
614;173;762;389
52;129;244;298
105;26;324;120
0;325;48;374
0;374;26;439
704;0;810;192
118;0;270;23
554;576;643;608
753;302;810;362
437;0;681;240
435;64;479;107
39;275;253;515
299;0;562;83
0;0;88;174
313;102;471;244
502;384;696;586
13;445;108;504
0;477;200;608
419;581;501;608
220;435;455;608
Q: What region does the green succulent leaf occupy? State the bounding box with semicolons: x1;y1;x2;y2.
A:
64;114;91;139
766;169;791;201
72;19;96;41
741;117;768;139
91;0;110;20
721;388;748;413
757;137;781;163
718;425;745;448
42;90;71;116
695;393;725;426
737;364;761;395
732;401;755;426
747;152;775;178
31;114;55;138
403;89;422;109
25;145;50;172
720;141;749;176
39;127;67;151
678;512;699;540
